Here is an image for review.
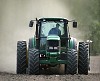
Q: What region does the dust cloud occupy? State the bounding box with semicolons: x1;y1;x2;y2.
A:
0;0;82;74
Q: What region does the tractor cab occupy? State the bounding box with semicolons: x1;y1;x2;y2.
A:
30;18;70;50
38;18;68;52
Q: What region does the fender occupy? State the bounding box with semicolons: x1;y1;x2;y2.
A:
69;37;77;50
32;36;36;48
29;36;36;48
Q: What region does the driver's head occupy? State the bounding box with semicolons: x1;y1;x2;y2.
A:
56;23;60;28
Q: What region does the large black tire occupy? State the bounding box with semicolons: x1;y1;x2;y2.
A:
65;49;77;75
28;49;39;75
78;42;89;75
17;41;27;74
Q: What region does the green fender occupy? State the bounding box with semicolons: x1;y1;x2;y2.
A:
29;36;36;48
32;36;36;48
27;36;36;65
69;37;77;50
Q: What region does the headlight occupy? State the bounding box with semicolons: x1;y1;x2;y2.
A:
49;47;53;49
48;47;58;50
54;47;58;50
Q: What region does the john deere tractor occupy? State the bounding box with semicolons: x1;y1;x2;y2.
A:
17;18;90;75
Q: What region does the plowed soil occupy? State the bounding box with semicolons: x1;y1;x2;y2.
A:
0;56;100;81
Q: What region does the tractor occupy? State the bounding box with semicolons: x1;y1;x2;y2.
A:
17;18;90;75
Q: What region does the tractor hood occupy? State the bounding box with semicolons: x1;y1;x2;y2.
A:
47;35;60;40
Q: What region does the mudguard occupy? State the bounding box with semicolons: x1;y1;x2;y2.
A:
69;37;77;50
29;36;36;48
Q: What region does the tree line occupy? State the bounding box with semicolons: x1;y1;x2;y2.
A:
67;0;100;55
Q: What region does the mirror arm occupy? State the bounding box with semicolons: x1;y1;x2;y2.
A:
31;18;38;22
68;20;75;22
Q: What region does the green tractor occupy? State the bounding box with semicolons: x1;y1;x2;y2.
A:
17;18;90;75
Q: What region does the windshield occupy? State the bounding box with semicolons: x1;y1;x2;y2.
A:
40;21;64;37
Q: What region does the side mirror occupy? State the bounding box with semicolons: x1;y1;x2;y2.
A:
29;20;34;27
73;21;77;28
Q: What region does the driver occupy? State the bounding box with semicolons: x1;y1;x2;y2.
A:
48;23;61;36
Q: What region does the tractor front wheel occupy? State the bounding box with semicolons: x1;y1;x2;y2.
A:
28;49;39;75
65;49;77;75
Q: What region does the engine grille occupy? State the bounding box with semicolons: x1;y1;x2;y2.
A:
47;40;59;52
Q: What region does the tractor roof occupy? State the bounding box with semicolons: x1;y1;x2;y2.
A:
39;18;68;21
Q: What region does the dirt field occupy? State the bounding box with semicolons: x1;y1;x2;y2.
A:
0;56;100;81
89;56;100;73
0;72;100;81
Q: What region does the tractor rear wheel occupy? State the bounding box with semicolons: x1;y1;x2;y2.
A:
28;49;39;75
17;41;27;74
65;49;77;75
78;42;89;75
